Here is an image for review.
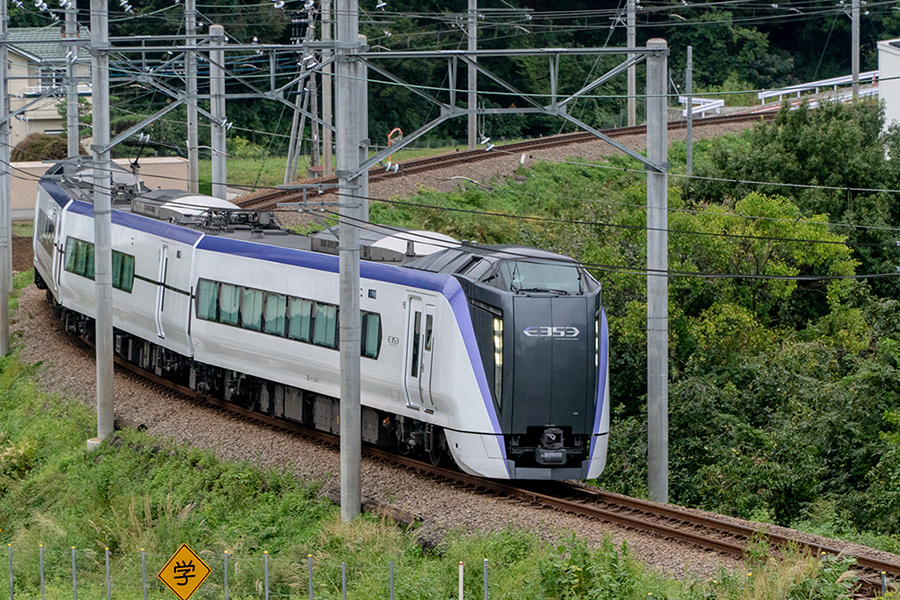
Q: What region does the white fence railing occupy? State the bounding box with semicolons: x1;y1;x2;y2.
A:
758;71;878;104
678;96;724;118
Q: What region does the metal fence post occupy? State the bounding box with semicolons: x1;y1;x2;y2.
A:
483;559;488;600
224;551;229;600
264;552;269;600
71;547;77;600
389;561;394;600
38;545;44;600
141;549;147;600
883;572;888;596
307;555;313;600
105;548;110;600
8;544;13;600
341;562;346;600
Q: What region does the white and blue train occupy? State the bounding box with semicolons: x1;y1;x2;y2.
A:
33;158;609;480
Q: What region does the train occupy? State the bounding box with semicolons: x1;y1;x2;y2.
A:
32;157;609;480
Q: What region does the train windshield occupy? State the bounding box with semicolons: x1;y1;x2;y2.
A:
498;260;585;294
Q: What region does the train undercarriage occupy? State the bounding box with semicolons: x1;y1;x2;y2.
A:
41;283;451;468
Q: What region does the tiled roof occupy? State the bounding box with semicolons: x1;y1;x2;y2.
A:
8;26;87;63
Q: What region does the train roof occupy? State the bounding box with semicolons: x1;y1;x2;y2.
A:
41;160;459;262
404;243;578;274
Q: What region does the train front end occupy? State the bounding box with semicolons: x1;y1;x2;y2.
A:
451;246;609;480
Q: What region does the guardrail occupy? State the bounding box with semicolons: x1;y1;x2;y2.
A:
758;71;878;104
678;96;724;118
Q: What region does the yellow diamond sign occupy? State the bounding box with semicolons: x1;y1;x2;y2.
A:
157;544;211;600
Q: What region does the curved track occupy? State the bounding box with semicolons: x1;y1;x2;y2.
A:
88;335;899;598
235;113;774;212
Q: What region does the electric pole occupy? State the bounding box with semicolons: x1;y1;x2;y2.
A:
0;0;11;356
322;0;333;175
646;38;669;504
467;0;477;149
627;0;636;126
89;0;115;449
186;0;199;192
852;0;859;100
337;0;363;522
209;24;227;199
66;4;79;158
685;45;692;176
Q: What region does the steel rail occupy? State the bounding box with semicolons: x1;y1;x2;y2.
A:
236;112;774;212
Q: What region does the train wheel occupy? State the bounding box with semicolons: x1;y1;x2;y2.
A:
428;428;446;467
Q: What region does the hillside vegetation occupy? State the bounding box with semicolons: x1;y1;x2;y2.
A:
369;101;900;549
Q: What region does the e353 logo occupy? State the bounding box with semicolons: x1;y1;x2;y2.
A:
523;326;580;338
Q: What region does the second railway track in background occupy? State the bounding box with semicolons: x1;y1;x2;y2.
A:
58;322;897;598
236;112;773;212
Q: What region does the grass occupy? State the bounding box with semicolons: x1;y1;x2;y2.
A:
198;140;533;193
0;323;871;599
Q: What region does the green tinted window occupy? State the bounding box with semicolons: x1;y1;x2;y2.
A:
197;279;218;321
219;283;240;326
313;303;338;348
242;288;263;331
288;298;313;342
264;293;287;336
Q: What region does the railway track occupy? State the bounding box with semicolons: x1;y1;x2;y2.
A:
79;331;898;598
235;112;773;212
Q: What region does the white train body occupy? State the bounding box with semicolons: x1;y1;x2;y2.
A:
33;160;609;480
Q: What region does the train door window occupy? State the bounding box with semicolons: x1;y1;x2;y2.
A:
219;283;240;326
361;312;381;358
288;298;313;342
264;293;287;336
424;314;433;351
410;311;421;377
241;288;263;331
313;303;338;348
196;279;218;320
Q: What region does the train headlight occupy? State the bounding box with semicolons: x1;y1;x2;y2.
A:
493;317;503;402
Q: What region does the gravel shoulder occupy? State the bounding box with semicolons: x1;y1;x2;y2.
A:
13;284;900;580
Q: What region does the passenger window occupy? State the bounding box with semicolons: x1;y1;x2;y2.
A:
288;298;313;342
219;283;240;326
241;288;263;331
264;293;287;336
197;280;218;321
111;251;135;293
313;303;338;348
362;312;381;358
64;237;77;273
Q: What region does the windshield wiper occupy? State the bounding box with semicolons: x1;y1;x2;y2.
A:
517;287;569;295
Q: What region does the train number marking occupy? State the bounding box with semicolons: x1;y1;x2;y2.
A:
523;326;580;338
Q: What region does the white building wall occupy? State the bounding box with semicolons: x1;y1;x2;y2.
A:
878;39;900;131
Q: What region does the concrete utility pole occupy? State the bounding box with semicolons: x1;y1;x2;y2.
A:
645;38;668;504
90;0;115;448
186;0;199;192
627;0;636;126
322;0;333;175
0;0;11;356
851;0;859;100
685;45;692;176
209;24;227;199
66;5;79;158
467;0;477;149
336;0;363;522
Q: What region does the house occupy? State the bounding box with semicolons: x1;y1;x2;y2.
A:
7;25;91;147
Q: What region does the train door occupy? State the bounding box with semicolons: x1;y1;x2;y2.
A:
404;296;436;410
155;243;168;339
